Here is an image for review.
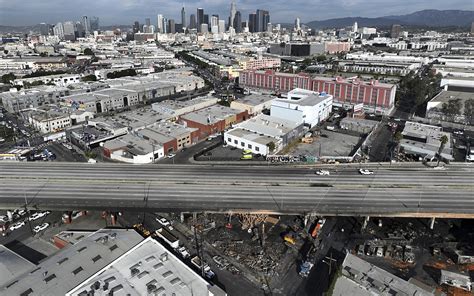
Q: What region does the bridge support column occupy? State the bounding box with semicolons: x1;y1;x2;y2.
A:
362;216;370;230
192;212;197;224
180;212;184;223
430;217;436;230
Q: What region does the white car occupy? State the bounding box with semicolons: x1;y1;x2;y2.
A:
177;246;190;258
156;217;170;227
9;221;25;231
0;215;9;223
315;170;330;176
33;223;49;233
167;153;176;158
359;169;374;175
29;211;49;221
453;130;464;135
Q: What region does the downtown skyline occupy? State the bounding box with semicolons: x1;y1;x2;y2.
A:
0;0;473;26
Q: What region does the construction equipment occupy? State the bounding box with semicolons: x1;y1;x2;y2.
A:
310;219;326;238
284;232;297;245
133;224;151;237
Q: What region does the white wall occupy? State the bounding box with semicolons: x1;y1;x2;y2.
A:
224;132;270;156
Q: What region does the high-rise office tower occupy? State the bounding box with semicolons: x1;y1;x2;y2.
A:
197;8;204;31
234;11;242;33
81;16;91;35
133;21;140;33
203;14;209;26
168;19;176;34
189;14;196;29
229;0;237;29
63;21;76;41
157;14;163;33
39;23;49;36
391;24;401;38
53;22;64;39
145;18;151;27
75;21;85;38
218;20;225;33
248;13;256;33
181;5;186;28
295;17;300;31
256;9;269;32
211;15;219;28
90;16;99;31
352;21;358;33
200;23;209;33
162;18;168;33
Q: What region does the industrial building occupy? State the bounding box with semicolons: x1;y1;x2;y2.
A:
230;94;276;115
224;114;303;155
178;105;248;140
400;121;453;161
240;70;397;114
66;237;226;296
152;96;218;118
332;253;435;296
270;88;333;127
426;90;474;125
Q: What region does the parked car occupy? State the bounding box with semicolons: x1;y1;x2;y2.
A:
9;221;25;231
177;246;190;259
156;217;170;227
33;223;49;233
167;153;176;158
315;170;330;176
359;169;374;175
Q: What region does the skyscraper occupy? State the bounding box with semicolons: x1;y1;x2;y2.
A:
211;15;219;28
39;23;49;36
248;13;257;33
157;14;164;33
234;11;242;33
181;5;186;28
229;1;237;29
353;21;358;33
53;22;64;39
81;16;91;35
190;14;196;29
90;16;99;31
162;18;168;33
197;8;204;32
391;24;401;38
203;14;209;26
168;19;176;34
218;20;226;33
256;9;269;32
145;18;151;27
63;21;76;41
295;18;300;31
133;21;140;33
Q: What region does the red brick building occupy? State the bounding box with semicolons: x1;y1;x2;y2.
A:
179;105;248;140
239;70;397;114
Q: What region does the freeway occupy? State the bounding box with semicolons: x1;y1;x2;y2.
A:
0;162;473;217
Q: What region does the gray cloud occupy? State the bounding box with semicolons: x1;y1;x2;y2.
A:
0;0;472;26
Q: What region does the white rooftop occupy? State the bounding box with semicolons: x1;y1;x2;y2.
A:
67;237;226;296
237;114;300;138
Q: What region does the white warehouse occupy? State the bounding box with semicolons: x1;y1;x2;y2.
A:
270;88;333;127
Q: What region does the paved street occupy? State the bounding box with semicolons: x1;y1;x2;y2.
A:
0;162;473;217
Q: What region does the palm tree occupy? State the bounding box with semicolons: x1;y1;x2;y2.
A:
436;135;449;166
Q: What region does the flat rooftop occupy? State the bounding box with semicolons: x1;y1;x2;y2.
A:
226;128;277;146
0;229;144;296
429;90;474;114
67;237;226;296
180;105;243;125
234;94;276;106
0;245;36;287
153;96;218;114
237;114;300;138
340;254;434;296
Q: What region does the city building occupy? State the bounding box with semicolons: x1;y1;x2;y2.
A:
178;105;248;140
224;114;303;155
0;229;144;295
66;237;226;296
333;253;435;296
181;5;187;29
270;88;333;127
256;9;270;32
152;96;218;118
230;94;276;115
240;70;397;114
400;121;453;161
426;90;474;124
391;24;402;39
0;245;36;287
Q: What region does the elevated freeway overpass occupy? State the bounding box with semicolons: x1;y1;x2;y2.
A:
0;162;473;218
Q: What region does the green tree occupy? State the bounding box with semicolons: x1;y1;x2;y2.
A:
437;135;449;167
463;99;474;125
441;99;462;122
1;73;16;84
393;131;403;156
316;55;327;63
266;141;276;153
81;74;97;82
83;48;94;56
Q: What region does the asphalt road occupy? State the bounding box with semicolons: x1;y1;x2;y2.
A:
0;162;473;217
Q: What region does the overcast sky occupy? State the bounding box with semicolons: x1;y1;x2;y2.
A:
0;0;472;26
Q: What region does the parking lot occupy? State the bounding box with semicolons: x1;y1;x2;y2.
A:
290;130;362;158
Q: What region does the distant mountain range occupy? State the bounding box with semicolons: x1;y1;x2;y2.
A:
306;9;474;29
